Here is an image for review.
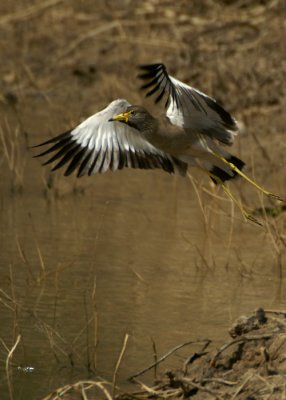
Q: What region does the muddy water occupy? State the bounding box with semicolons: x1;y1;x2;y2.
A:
1;161;285;399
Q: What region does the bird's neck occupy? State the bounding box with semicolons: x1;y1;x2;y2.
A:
141;116;159;142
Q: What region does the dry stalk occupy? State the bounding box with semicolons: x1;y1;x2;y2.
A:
255;373;275;397
112;333;129;398
28;212;46;277
79;382;88;400
0;297;15;312
4;334;21;400
52;263;60;330
187;172;208;227
38;320;84;365
150;337;158;381
83;293;91;371
230;371;254;399
9;265;19;341
127;264;145;282
201;377;238;386
0;289;16;312
129;340;208;380
91;276;98;372
41;380;113;400
70;282;98;371
15;235;36;282
131;378;170;397
194;244;213;271
0;122;25;190
177;376;224;400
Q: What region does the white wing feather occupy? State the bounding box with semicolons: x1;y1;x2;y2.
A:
34;99;183;177
139;64;238;145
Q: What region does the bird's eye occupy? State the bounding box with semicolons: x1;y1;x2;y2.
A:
129;110;135;115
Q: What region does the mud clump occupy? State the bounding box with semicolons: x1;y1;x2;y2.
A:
123;309;286;399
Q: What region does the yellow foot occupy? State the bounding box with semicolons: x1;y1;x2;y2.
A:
208;171;263;226
211;152;284;202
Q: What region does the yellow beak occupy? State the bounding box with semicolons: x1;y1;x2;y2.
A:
110;112;129;123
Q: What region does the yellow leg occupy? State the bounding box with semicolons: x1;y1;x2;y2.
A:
207;171;263;226
211;151;284;202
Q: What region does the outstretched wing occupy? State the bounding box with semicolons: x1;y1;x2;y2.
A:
33;99;187;177
138;63;238;145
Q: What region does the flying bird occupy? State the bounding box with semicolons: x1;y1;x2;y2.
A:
34;63;282;206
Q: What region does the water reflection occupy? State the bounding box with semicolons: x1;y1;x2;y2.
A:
0;166;285;399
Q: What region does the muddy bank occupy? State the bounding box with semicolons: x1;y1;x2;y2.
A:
41;309;286;399
122;309;286;400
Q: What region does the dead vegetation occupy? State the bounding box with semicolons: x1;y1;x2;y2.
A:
120;309;286;399
0;0;285;201
34;309;286;399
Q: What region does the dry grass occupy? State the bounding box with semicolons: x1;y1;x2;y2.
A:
35;310;286;400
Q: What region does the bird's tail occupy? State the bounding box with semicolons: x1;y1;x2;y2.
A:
180;149;245;184
207;154;245;184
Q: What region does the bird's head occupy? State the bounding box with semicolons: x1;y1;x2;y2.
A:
110;105;157;132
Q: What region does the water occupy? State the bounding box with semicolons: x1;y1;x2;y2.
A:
0;148;285;399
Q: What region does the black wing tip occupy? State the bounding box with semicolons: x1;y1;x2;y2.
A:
137;64;166;81
138;63;165;71
31;130;73;148
203;96;237;129
137;63;171;106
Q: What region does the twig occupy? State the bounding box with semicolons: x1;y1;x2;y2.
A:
255;373;274;396
177;376;224;400
131;379;164;396
80;382;89;400
129;340;208;380
231;371;253;399
41;380;113;400
131;378;183;399
211;334;273;366
112;333;129;398
183;340;211;374
92;381;113;400
201;378;238;386
150;337;158;381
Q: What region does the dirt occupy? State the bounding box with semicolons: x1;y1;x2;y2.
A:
0;1;285;195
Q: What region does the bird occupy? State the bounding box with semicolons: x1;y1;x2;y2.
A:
33;63;282;206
